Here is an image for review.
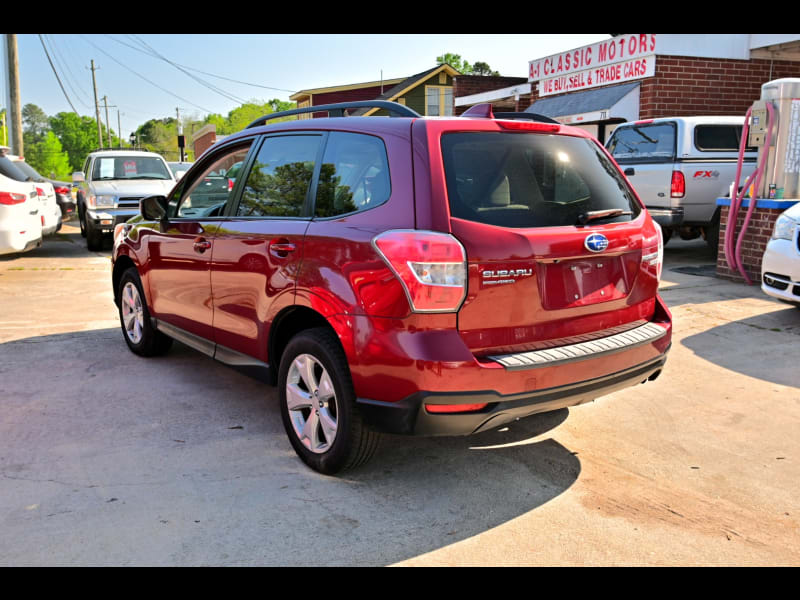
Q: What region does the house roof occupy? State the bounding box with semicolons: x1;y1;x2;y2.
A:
352;64;461;116
289;77;407;102
528;82;640;118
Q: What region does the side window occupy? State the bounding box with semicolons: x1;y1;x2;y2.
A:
314;132;391;218
695;125;757;152
236;135;321;218
172;143;252;218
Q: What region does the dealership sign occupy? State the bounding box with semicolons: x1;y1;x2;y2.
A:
530;34;657;97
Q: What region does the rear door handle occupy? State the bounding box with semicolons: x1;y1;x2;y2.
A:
193;238;212;253
269;240;297;257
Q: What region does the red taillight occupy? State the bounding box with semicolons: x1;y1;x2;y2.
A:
228;178;234;191
635;119;654;125
642;225;664;282
426;403;488;414
497;120;560;133
54;186;70;195
41;215;45;226
0;192;26;205
670;170;685;198
372;230;467;313
35;186;46;197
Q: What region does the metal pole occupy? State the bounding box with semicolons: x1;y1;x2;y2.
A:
91;60;102;148
5;34;23;156
117;111;122;149
103;96;111;147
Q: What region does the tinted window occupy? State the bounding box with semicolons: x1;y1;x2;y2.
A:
173;144;251;218
315;132;391;218
606;123;675;162
91;155;172;180
695;125;756;152
441;132;641;229
237;135;321;218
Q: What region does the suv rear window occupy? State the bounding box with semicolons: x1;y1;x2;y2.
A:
606;123;675;162
441;132;640;229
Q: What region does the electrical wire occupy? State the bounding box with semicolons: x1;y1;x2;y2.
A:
107;34;296;95
38;34;79;114
79;34;214;114
43;35;95;111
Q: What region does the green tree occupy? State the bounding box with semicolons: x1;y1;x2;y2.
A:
22;103;49;142
25;131;72;180
436;53;500;76
49;112;105;172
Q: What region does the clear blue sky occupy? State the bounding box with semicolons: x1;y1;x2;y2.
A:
6;34;608;138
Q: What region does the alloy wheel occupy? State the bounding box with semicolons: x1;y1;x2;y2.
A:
286;353;339;454
121;281;145;345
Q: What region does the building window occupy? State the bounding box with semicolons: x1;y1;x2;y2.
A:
426;86;453;116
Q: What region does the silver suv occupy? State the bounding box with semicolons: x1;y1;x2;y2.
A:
74;149;175;250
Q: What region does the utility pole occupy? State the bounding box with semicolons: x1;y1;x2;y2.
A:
176;107;185;162
4;34;23;156
102;96;116;148
90;60;102;148
117;111;122;149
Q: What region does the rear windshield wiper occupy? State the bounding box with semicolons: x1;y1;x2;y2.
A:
576;209;633;225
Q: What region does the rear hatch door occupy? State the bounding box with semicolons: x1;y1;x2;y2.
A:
437;124;659;356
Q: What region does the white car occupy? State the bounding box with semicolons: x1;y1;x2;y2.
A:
7;154;61;236
761;201;800;306
0;155;42;256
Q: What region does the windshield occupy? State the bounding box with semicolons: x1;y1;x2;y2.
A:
441;132;641;229
91;155;172;181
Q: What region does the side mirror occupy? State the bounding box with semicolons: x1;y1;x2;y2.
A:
140;195;168;221
72;171;85;183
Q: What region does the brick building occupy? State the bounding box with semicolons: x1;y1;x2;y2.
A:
455;34;800;144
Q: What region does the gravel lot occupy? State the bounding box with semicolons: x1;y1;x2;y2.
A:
1;222;798;566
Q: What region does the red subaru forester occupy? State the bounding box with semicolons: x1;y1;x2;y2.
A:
112;101;671;474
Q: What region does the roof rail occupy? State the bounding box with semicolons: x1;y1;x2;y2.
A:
461;103;560;125
91;147;149;153
245;100;422;129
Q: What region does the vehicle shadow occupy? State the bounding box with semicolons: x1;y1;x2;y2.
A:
680;307;800;388
0;327;581;566
0;222;111;262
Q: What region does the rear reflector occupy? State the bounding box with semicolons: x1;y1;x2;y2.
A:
36;187;46;197
372;230;467;313
497;120;560;133
0;192;26;205
425;403;488;414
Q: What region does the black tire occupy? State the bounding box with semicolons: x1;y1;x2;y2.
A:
705;217;720;256
78;201;87;238
278;327;380;475
117;267;173;357
86;217;104;251
660;226;672;246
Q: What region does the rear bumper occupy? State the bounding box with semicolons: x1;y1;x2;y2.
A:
346;295;672;436
357;350;669;435
646;206;684;228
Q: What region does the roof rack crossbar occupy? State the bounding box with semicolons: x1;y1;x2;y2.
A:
245;100;421;129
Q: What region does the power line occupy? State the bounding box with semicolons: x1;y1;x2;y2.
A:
126;35;249;105
107;34;297;95
38;34;79;114
44;35;94;110
79;34;214;114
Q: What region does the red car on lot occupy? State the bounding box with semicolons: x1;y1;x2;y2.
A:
112;101;671;474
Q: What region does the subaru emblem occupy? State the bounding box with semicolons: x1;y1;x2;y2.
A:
584;233;609;253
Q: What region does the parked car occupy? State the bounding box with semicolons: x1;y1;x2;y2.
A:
605;116;757;252
74;150;176;250
0;155;42;256
761;202;800;306
168;161;193;181
7;155;62;236
9;158;75;217
112;100;672;474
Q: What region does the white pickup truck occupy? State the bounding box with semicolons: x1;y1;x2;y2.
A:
605;116;757;252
